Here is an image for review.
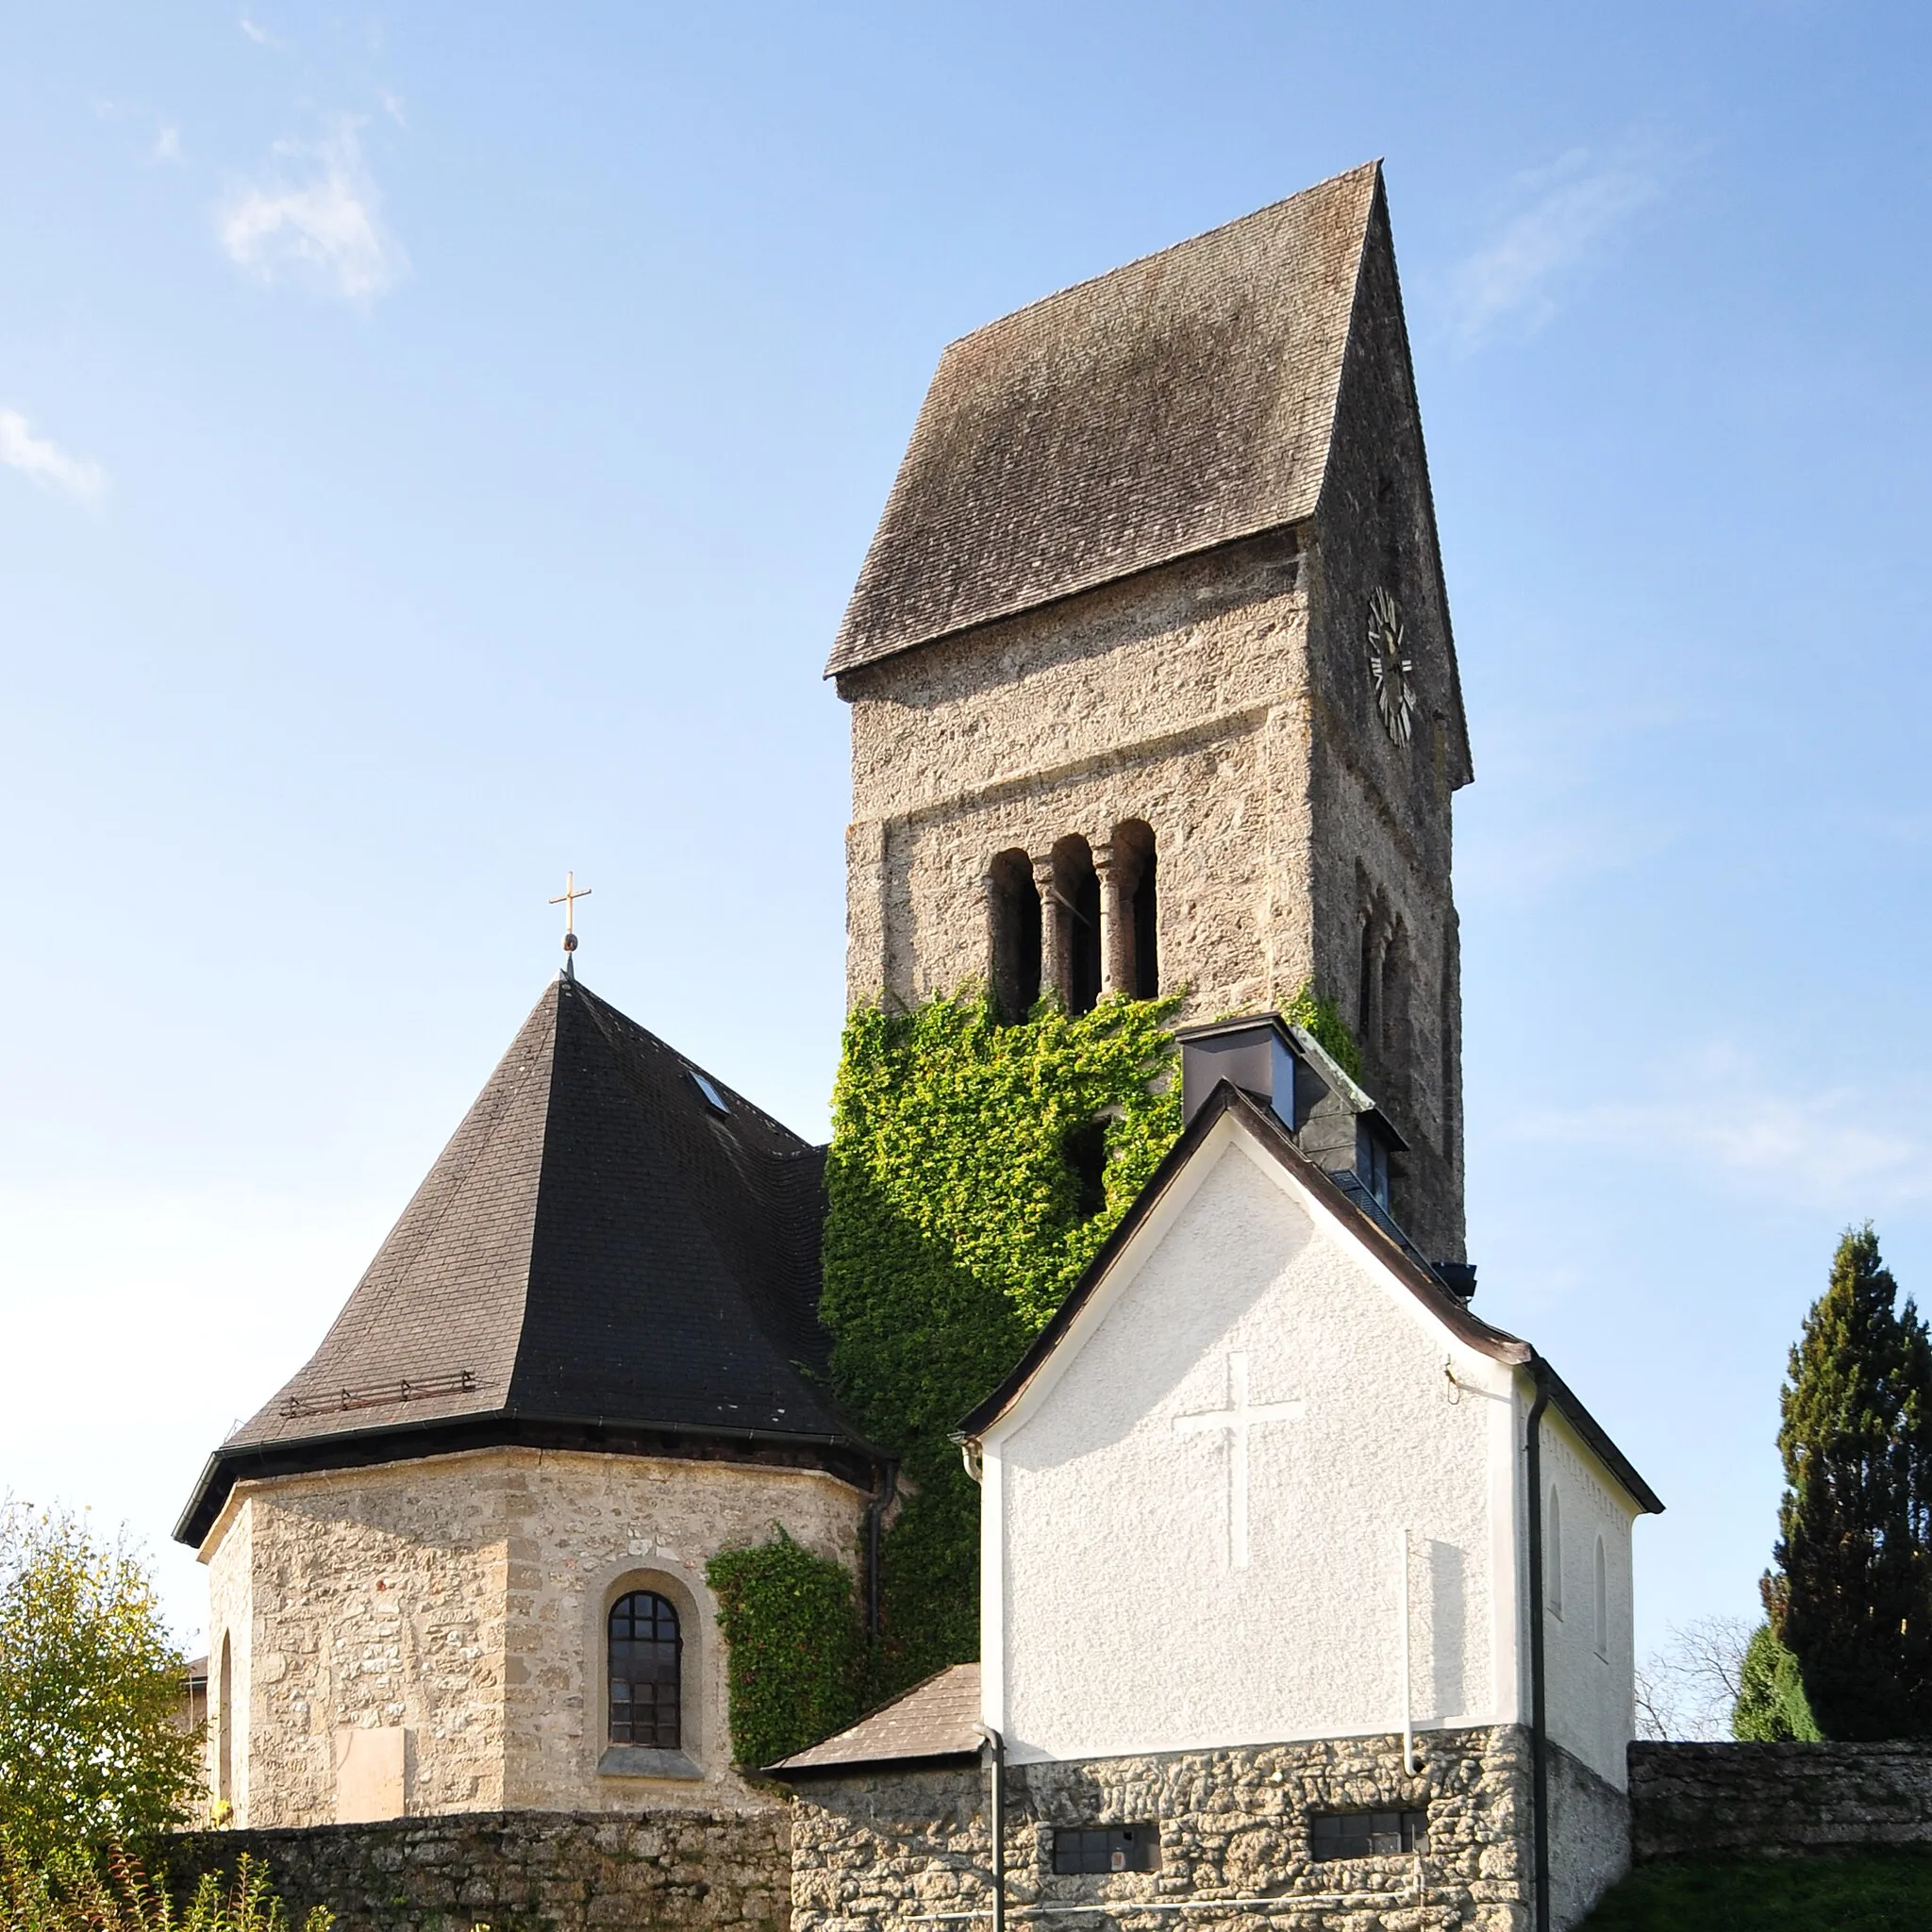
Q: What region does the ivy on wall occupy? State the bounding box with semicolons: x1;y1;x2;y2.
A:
706;1527;862;1773
821;989;1182;1695
708;982;1366;1763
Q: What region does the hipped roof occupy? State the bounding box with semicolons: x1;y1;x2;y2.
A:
176;975;869;1547
828;161;1382;677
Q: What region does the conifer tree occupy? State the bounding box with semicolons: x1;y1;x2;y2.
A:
1763;1226;1932;1739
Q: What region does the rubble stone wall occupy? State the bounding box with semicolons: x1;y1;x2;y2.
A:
1630;1739;1932;1861
164;1807;792;1932
789;1727;1574;1932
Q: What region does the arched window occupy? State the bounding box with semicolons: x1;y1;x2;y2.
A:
1357;898;1385;1051
1546;1485;1563;1619
1111;820;1158;999
1051;836;1102;1015
1379;919;1412;1104
216;1633;233;1807
988;849;1042;1023
608;1591;681;1749
1594;1537;1609;1658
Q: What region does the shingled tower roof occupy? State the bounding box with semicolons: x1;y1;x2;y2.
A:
175;975;869;1547
827;160;1383;677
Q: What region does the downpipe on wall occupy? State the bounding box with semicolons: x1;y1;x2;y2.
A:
980;1724;1007;1932
1398;1525;1419;1775
1525;1361;1554;1932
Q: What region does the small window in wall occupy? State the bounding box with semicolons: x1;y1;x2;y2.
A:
1594;1536;1609;1658
216;1633;233;1807
1546;1485;1564;1619
1052;1824;1158;1874
1063;1118;1108;1219
1052;835;1103;1016
1112;820;1158;999
609;1591;681;1748
1309;1810;1428;1860
989;849;1042;1023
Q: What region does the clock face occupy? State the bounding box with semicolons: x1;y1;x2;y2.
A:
1367;587;1415;746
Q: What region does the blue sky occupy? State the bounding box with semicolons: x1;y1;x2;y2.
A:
3;3;1929;1673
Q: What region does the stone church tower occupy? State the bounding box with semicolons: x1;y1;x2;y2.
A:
829;161;1472;1260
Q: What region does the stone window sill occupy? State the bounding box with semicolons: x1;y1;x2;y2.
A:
598;1746;703;1781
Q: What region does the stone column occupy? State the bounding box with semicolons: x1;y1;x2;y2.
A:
1033;854;1063;1008
1093;840;1129;998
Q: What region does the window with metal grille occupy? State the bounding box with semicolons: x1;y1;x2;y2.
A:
1051;1825;1158;1874
1308;1810;1428;1860
608;1591;681;1748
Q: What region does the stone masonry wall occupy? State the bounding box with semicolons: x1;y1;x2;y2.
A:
203;1447;868;1828
839;534;1316;1029
1630;1739;1932;1861
164;1807;791;1932
791;1728;1541;1932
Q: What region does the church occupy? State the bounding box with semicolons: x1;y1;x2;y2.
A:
175;160;1658;1932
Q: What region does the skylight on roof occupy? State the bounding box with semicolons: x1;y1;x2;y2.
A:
688;1069;729;1114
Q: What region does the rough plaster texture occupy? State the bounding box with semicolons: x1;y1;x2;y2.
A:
1535;1416;1640;1790
164;1807;791;1932
790;1728;1541;1932
836;231;1470;1258
1629;1740;1932;1860
984;1128;1502;1766
202;1446;868;1827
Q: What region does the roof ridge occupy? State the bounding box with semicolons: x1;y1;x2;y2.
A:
936;161;1382;353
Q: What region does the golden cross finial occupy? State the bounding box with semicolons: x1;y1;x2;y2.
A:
549;871;592;974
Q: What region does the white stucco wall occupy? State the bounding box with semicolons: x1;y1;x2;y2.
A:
985;1119;1518;1765
1533;1410;1639;1790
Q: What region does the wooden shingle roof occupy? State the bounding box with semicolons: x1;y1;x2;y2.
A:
175;975;870;1547
827;161;1382;677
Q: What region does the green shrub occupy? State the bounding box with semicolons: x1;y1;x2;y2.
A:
0;1844;330;1932
707;1529;862;1772
1733;1622;1822;1741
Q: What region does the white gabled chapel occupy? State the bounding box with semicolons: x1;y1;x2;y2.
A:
970;1068;1653;1793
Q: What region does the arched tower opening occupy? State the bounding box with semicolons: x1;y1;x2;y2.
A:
987;849;1042;1022
1050;836;1103;1016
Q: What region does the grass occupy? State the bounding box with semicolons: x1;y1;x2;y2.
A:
1581;1849;1932;1930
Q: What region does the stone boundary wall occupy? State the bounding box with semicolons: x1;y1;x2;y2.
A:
164;1807;791;1932
788;1728;1561;1932
1630;1740;1932;1861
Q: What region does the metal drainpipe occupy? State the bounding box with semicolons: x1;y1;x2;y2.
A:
1524;1360;1553;1932
980;1724;1008;1932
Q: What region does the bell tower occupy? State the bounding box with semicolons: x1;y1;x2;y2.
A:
827;162;1473;1262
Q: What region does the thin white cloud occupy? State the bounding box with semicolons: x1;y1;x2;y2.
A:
220;120;406;304
379;89;408;128
1450;136;1673;345
0;409;106;505
152;123;182;164
1508;1043;1932;1210
238;12;277;46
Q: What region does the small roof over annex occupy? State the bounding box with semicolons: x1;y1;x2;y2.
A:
828;161;1385;678
766;1663;984;1778
175;974;874;1549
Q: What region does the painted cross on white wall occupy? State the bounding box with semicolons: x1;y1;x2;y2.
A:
1172;1351;1306;1570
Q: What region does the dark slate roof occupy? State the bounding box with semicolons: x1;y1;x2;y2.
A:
956;1082;1665;1517
176;975;870;1547
767;1663;983;1776
827;161;1382;678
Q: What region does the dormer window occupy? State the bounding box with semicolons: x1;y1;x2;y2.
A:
1357;1123;1391;1209
688;1070;729;1114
